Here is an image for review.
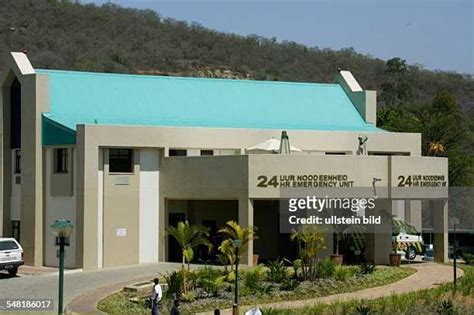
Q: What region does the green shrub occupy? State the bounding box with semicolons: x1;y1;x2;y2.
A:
195;267;227;296
462;252;474;265
242;264;267;293
164;271;183;297
334;266;353;281
355;304;371;315
437;300;453;315
267;259;288;283
280;278;299;291
314;257;336;278
262;308;280;315
457;265;474;296
359;262;376;275
180;291;196;302
196;266;223;282
291;258;302;279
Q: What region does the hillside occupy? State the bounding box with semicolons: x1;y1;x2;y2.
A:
1;0;473;110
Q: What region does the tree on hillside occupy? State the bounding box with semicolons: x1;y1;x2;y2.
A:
380;58;414;106
378;90;473;187
1;0;472;111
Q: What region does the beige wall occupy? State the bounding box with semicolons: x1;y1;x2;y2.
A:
76;124;421;157
102;149;140;267
50;147;74;196
391;156;448;199
43;148;77;268
73;123;424;266
159;154;448;265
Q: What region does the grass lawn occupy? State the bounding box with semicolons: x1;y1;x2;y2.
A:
263;264;474;315
97;266;415;314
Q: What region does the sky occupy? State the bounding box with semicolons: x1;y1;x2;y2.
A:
88;0;473;74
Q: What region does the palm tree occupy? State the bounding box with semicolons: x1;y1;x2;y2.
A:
217;238;236;271
218;221;257;264
166;221;212;293
290;226;326;280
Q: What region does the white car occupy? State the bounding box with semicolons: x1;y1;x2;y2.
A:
0;238;23;276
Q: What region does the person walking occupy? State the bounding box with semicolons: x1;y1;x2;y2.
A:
170;298;181;315
150;278;162;315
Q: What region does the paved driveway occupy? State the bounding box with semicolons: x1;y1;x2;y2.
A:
0;262;182;312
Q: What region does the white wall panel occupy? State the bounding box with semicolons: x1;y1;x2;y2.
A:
139;149;159;263
98;149;104;268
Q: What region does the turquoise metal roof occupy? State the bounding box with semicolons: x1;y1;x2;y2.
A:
37;69;382;144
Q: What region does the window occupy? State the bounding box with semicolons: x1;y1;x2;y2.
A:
200;150;214;156
368;152;410;156
109;149;133;173
14;150;21;174
54;148;69;173
12;221;20;243
10;79;21;149
0;240;19;251
169;149;187;156
325;152;347;155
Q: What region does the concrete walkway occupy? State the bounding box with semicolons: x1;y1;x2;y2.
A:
0;262;183;313
197;263;463;315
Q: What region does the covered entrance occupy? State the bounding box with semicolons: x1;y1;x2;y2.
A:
167;200;238;264
254;199;297;262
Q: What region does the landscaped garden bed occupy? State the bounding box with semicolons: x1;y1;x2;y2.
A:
98;261;415;314
97;221;415;314
262;264;474;315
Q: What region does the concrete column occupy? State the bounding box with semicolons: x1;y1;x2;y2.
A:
159;197;167;262
20;74;49;266
238;197;254;266
76;126;99;269
365;199;392;265
433;199;448;263
405;200;422;232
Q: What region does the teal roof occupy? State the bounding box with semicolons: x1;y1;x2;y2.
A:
37;69;382;144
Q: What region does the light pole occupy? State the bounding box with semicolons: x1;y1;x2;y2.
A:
51;219;74;315
450;218;460;288
232;239;242;315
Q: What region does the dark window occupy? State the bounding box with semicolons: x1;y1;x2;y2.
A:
14;150;21;174
325;152;346;155
12;221;20;243
109;149;133;173
369;152;410;156
10;78;21;149
200;150;214;156
54;148;69;173
169;149;187;156
0;240;19;251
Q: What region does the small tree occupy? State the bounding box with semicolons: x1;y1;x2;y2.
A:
218;221;257;264
290;226;326;280
166;221;212;293
217;238;236;271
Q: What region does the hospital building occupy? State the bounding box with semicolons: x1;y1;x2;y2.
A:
0;52;448;270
